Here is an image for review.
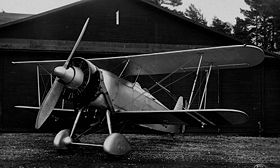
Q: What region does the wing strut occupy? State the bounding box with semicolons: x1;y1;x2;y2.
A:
183;56;216;127
119;59;130;78
186;60;216;127
199;64;212;109
36;65;41;107
182;55;207;128
187;55;202;109
197;64;216;126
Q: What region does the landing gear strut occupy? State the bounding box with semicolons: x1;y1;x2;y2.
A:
53;108;131;156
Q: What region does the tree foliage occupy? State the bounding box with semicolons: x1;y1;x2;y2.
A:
157;0;182;6
233;17;251;43
184;4;207;25
236;0;280;52
211;16;232;35
155;0;280;52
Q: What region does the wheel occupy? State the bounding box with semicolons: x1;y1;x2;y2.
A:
103;133;131;156
53;129;72;149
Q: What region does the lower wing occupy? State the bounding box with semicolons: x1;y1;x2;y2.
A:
117;109;248;125
15;105;74;112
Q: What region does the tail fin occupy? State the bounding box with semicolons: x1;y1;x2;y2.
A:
174;96;184;110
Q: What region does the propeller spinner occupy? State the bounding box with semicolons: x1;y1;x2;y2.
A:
35;18;90;129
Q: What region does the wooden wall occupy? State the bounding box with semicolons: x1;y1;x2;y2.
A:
0;0;238;51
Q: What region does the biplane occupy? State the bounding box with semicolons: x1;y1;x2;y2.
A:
13;18;264;156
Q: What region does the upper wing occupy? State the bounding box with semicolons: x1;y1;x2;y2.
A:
12;45;264;76
90;45;264;75
117;108;248;125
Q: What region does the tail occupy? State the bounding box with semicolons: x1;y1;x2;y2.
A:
174;96;184;110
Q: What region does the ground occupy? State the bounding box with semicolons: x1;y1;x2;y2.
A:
0;133;279;168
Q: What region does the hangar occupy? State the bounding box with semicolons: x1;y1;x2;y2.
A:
0;0;279;136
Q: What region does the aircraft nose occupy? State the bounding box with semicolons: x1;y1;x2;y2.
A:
54;66;74;84
54;66;66;77
54;66;84;89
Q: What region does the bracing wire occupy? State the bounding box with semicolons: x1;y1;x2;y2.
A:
151;71;194;95
118;56;197;109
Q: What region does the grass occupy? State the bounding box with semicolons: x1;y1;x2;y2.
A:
0;133;279;167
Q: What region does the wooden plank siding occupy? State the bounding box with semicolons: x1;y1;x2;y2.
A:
0;38;208;53
0;0;239;46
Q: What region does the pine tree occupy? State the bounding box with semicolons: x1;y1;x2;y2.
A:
211;16;232;35
238;0;280;52
233;17;251;44
184;4;207;25
157;0;182;6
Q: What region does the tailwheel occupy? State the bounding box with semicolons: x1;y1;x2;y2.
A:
103;133;131;156
53;129;72;149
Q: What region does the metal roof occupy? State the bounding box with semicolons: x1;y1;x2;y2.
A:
0;12;32;25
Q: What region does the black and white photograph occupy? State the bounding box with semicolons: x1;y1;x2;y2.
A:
0;0;279;167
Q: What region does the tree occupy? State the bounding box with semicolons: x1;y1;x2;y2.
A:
211;16;232;35
233;17;251;43
184;4;207;25
157;0;182;6
238;0;280;52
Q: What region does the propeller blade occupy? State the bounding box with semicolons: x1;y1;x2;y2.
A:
35;18;90;129
64;17;90;68
35;78;64;129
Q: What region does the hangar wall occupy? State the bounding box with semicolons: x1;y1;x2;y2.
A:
0;0;279;135
0;0;239;52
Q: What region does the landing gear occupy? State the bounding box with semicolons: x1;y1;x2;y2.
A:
103;133;131;156
53;108;131;156
53;69;132;156
53;129;72;149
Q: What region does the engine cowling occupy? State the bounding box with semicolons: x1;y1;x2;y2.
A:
56;57;102;108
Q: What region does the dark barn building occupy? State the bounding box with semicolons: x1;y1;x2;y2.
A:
0;0;279;135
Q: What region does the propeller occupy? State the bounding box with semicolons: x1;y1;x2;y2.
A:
35;18;90;129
